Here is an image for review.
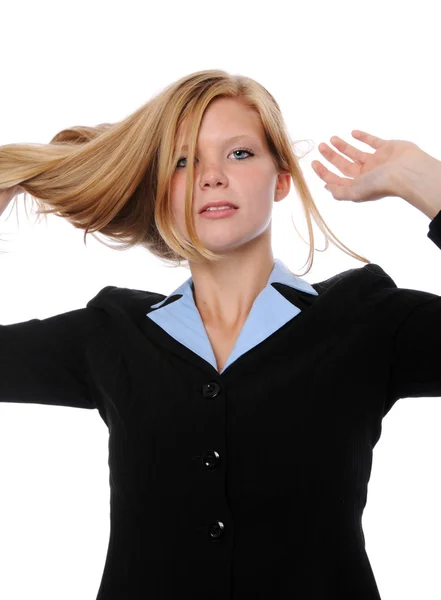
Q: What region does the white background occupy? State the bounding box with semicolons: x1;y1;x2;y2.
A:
1;0;440;598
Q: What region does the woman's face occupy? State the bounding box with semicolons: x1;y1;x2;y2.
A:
169;97;290;256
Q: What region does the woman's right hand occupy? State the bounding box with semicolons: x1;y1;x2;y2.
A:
0;185;23;217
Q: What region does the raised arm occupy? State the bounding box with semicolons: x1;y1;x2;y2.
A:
1;182;109;409
0;306;106;410
0;185;23;218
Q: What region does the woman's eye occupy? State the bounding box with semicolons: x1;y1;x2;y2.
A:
176;148;254;169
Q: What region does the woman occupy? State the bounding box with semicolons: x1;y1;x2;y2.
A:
1;68;440;599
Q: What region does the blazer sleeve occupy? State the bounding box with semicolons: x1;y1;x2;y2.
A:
386;209;441;410
0;306;106;409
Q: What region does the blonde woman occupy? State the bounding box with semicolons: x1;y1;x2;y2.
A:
1;69;441;599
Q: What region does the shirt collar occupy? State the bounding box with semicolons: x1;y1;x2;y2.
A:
150;258;318;310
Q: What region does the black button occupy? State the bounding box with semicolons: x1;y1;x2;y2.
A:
201;449;221;470
207;520;225;541
202;381;221;398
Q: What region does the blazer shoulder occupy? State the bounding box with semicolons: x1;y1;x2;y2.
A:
311;262;397;295
86;285;166;319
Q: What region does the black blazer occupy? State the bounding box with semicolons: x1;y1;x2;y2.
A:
2;211;441;599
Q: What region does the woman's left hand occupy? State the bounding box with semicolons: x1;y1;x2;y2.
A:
311;130;422;203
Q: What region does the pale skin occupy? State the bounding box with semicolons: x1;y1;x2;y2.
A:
170;97;291;339
0;185;23;218
311;130;441;220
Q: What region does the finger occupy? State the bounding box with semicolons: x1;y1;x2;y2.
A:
312;160;354;187
351;130;385;150
326;136;370;166
317;139;364;177
325;180;357;202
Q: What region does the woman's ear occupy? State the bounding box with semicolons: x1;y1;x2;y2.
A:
275;173;291;201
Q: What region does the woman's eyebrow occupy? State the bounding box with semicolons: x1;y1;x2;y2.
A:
179;134;259;152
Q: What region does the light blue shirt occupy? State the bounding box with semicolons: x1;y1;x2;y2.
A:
147;258;319;374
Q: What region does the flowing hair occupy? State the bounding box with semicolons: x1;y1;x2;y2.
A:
0;68;369;274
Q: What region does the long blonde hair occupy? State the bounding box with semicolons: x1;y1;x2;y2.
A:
0;68;369;274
